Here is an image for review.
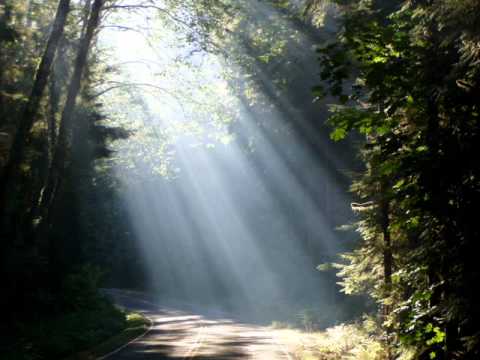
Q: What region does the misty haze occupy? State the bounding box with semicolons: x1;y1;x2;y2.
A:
1;0;479;359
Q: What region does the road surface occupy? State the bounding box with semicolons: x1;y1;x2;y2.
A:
102;289;294;360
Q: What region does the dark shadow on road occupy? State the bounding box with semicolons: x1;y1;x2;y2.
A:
103;289;290;359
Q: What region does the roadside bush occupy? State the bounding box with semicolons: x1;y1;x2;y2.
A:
62;265;105;311
1;266;126;360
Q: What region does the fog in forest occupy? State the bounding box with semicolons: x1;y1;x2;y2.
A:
3;0;478;357
99;0;358;325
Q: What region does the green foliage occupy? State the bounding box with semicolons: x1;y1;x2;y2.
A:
317;0;480;357
62;265;105;311
297;308;322;332
65;312;150;360
0;2;143;358
2;287;126;360
299;323;388;360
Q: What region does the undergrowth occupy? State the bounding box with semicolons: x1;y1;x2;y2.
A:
0;266;130;360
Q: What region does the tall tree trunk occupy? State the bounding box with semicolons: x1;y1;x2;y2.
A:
380;195;392;290
48;71;59;153
379;182;393;360
80;0;92;37
0;0;71;241
36;0;104;240
0;3;14;127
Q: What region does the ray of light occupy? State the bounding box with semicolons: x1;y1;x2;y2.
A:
102;0;355;325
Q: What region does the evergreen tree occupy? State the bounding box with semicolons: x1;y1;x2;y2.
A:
317;0;480;357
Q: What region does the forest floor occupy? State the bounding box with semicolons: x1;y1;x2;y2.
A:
103;289;385;360
1;297;140;360
65;312;150;360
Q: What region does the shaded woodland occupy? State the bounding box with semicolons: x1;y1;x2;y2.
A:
0;0;479;359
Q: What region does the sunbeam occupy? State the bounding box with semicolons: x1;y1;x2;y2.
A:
96;0;359;346
3;0;478;358
96;0;358;327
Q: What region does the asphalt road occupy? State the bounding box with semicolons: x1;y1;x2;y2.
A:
102;289;293;360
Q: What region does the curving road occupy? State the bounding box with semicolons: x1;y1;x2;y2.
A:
102;289;294;360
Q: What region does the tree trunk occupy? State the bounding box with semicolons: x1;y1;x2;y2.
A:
36;0;104;238
0;3;14;127
380;195;392;290
379;183;393;359
0;0;71;240
48;69;60;153
80;0;93;37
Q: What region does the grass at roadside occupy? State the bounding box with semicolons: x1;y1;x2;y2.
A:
0;302;149;360
271;318;416;360
65;312;150;360
274;324;386;360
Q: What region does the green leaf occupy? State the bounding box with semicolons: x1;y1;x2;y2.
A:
330;127;348;141
393;179;405;189
426;327;446;346
312;85;326;98
317;263;333;272
258;54;270;63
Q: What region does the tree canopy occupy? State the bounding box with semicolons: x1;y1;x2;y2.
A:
316;0;480;358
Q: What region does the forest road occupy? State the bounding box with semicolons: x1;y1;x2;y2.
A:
101;289;293;360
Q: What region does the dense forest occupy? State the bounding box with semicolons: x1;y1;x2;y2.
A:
1;0;479;359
